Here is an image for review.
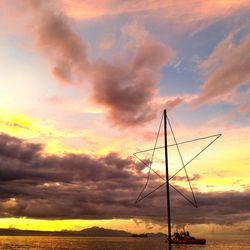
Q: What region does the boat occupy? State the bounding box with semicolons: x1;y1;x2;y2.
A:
170;230;206;245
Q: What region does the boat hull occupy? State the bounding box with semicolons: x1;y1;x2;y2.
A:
172;239;206;245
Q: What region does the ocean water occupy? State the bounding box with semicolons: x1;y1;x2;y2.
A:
0;236;250;250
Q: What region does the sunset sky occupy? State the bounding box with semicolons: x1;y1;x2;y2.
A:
0;0;250;237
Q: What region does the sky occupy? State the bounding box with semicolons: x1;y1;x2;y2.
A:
0;0;250;237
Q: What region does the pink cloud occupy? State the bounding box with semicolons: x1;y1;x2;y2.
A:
59;0;250;29
0;0;90;85
193;33;250;106
99;37;115;52
57;1;250;41
227;88;250;114
238;102;250;114
35;8;90;85
91;38;173;126
1;0;174;127
46;96;66;105
165;97;184;111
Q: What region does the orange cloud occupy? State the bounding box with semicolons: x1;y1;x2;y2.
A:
59;0;250;23
59;0;167;19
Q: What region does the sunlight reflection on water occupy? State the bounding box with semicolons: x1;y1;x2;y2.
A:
0;236;250;250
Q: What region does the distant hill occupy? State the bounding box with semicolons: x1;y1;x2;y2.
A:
0;228;70;236
0;227;166;237
147;232;166;238
78;226;131;236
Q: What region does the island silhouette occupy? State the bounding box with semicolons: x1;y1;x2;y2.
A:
0;226;166;238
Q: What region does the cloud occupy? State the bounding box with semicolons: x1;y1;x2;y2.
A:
91;38;173;126
198;33;236;76
225;88;250;114
0;132;250;226
193;32;250;106
165;97;184;111
31;2;90;85
1;0;174;127
172;174;201;182
59;0;250;23
0;0;90;85
99;36;115;52
1;1;250;126
0;132;147;218
0;133;43;162
238;102;250;114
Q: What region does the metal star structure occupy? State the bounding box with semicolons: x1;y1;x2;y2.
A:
133;111;221;207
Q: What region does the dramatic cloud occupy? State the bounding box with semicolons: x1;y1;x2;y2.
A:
1;0;250;236
193;32;250;106
23;0;90;85
1;0;173;127
0;133;154;219
91;39;173;126
0;133;42;162
0;132;249;226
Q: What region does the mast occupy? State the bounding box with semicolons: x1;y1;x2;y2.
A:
164;109;172;249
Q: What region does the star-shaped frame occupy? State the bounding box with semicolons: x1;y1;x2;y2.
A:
134;112;221;207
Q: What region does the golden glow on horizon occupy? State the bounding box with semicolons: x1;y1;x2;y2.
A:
0;108;115;156
0;217;248;236
0;108;65;140
0;107;135;157
0;107;249;192
137;128;250;193
0;218;162;234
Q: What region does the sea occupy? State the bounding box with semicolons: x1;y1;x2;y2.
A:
0;236;250;250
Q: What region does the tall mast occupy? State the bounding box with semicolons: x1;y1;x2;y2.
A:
164;109;172;249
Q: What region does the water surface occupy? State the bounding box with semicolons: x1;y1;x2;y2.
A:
0;236;250;250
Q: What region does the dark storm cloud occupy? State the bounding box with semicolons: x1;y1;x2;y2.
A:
0;133;42;162
169;187;250;225
0;133;149;218
0;132;250;226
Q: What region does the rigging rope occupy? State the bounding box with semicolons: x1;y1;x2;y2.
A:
166;115;198;208
134;110;221;208
135;112;163;203
133;134;222;155
135;134;221;205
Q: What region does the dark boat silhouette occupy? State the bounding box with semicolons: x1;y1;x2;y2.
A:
171;231;206;245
